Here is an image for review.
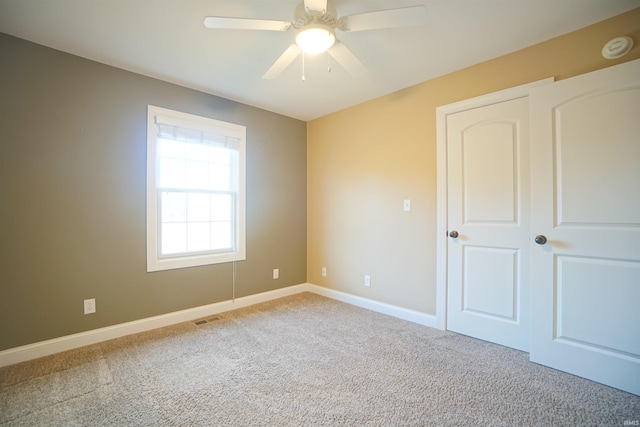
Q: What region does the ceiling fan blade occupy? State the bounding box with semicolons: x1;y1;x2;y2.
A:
338;6;427;32
204;16;292;31
263;44;302;79
304;0;327;14
328;41;367;77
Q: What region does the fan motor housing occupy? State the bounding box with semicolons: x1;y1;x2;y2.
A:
293;2;338;29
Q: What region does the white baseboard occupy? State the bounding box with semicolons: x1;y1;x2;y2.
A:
0;283;436;367
0;284;308;368
307;284;438;329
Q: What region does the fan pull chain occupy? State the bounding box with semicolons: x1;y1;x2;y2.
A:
302;52;306;81
327;52;332;74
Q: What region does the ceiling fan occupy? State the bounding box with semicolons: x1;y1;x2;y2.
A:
204;0;427;79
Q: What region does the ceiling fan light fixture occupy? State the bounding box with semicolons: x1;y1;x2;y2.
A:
295;25;336;54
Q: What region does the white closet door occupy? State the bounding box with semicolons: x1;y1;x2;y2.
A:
530;59;640;395
446;97;531;351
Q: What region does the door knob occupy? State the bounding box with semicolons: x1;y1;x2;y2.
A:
449;230;459;238
534;235;547;245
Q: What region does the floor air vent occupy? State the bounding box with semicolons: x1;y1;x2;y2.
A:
194;316;220;326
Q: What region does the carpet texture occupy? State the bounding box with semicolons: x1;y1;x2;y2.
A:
1;292;638;426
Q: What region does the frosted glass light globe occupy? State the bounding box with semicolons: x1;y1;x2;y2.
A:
296;25;336;54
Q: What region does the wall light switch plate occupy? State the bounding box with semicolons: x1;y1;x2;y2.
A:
321;267;327;277
403;199;411;212
273;268;279;279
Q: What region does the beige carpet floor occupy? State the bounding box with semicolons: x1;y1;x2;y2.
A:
1;292;638;426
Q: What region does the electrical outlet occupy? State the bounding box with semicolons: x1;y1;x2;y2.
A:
364;275;371;287
321;267;327;277
84;298;96;315
273;268;279;279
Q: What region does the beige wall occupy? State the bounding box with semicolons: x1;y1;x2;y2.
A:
0;34;307;351
307;8;640;315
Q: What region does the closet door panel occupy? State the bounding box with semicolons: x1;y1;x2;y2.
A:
446;97;531;351
530;58;640;396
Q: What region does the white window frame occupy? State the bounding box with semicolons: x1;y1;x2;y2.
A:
146;105;246;272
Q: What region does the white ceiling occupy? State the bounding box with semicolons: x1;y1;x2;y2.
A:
0;0;637;121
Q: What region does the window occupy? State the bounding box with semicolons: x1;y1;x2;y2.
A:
146;105;246;272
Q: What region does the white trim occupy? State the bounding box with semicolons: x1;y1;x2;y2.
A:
0;283;438;367
0;284;307;368
307;284;438;328
434;78;554;331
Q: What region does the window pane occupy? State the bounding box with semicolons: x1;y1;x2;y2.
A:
211;194;231;221
188;222;210;252
159;157;185;188
161;192;187;222
158;138;187;159
210;146;229;164
186;142;210;161
210;164;231;191
186;160;209;190
211;222;232;250
187;192;210;222
162;223;187;255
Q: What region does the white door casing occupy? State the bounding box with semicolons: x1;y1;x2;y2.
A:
446;97;531;351
529;58;640;395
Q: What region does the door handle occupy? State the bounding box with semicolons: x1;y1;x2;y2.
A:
449;230;459;238
534;235;547;245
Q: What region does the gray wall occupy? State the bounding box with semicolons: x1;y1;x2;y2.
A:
0;33;307;351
